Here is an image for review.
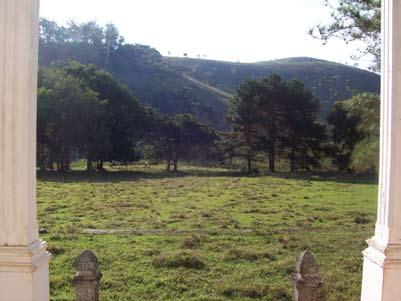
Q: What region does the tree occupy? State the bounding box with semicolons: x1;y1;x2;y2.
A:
37;86;53;171
138;107;174;167
257;75;288;172
38;67;104;172
345;93;380;174
166;114;217;172
104;23;124;68
327;93;380;173
62;61;143;168
141;111;217;172
227;75;327;173
258;75;326;172
39;19;125;69
282;80;327;171
311;0;381;71
226;80;261;174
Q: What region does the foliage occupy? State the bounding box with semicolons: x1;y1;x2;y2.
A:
38;62;144;171
62;61;143;166
37;68;105;171
227;75;326;173
144;113;218;172
327;93;380;173
310;0;381;71
226;80;261;173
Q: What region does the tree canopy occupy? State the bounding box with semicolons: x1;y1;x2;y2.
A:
327;93;380;173
311;0;381;71
227;75;326;174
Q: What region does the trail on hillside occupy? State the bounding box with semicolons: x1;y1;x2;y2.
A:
182;72;233;100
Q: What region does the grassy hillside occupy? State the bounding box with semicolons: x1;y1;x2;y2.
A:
165;57;380;118
40;44;380;130
39;44;230;130
39;164;377;301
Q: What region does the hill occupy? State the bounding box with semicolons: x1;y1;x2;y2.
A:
38;20;380;130
165;56;380;118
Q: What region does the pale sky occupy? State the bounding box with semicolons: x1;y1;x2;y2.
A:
39;0;373;69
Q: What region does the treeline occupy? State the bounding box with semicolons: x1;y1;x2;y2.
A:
37;60;379;174
37;62;217;172
224;76;380;174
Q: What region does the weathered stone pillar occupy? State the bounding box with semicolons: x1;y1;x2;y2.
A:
73;250;102;301
0;0;51;300
291;251;321;301
361;1;401;300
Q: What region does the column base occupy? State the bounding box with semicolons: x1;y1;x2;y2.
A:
0;240;51;301
361;237;401;301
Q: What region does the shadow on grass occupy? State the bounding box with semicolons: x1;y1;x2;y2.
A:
37;166;378;185
271;171;378;185
37;168;245;183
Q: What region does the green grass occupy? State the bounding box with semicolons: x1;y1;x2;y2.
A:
37;164;377;301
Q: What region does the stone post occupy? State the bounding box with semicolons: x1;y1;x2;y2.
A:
361;1;401;300
73;250;102;301
291;251;321;301
0;0;51;300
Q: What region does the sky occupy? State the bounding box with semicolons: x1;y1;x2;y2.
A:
39;0;373;69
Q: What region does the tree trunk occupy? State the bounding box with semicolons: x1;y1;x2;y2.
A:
38;144;46;171
48;153;54;171
96;160;104;171
268;147;275;173
290;149;296;173
166;159;171;171
40;161;45;172
87;160;94;172
173;152;178;172
247;156;252;174
64;154;70;171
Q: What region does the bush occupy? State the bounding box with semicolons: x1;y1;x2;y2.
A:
350;137;379;174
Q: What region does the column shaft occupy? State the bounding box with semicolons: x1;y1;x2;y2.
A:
0;1;50;300
361;0;401;300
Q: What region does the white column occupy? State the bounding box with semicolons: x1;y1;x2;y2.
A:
0;0;50;300
361;0;401;300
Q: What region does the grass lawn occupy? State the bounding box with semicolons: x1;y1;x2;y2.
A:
37;164;377;301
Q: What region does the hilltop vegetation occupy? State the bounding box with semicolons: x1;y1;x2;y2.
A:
39;19;380;129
